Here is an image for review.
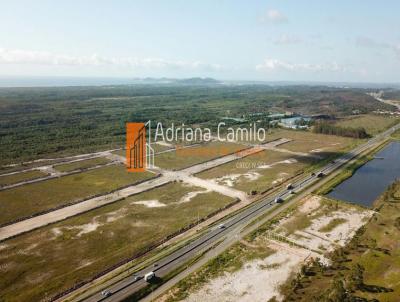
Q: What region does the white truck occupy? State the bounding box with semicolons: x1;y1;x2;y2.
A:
144;271;155;282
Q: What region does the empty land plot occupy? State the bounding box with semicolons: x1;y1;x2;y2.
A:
159;195;372;302
0;165;153;225
53;157;111;173
266;129;354;155
0;182;234;302
276;195;372;251
155;141;247;170
335;114;399;135
279;184;400;301
113;143;176;158
197;150;317;193
0;170;48;187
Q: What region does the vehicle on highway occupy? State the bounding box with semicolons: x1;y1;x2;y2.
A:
144;271;155;282
153;263;158;267
275;197;283;203
286;183;293;190
101;290;112;297
311;172;316;176
133;275;142;282
317;172;325;178
218;223;225;229
289;190;295;194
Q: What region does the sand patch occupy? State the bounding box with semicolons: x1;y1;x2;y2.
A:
132;199;167;208
271;172;289;185
184;242;319;302
310;148;325;153
257;158;298;169
298;195;322;213
51;208;131;238
305;209;372;248
156;141;173;147
280;196;373;252
213;172;261;187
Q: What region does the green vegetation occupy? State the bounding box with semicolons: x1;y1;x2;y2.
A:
391;128;400;140
0;170;47;186
0;165;153;225
266;128;356;154
318;218;347;232
382;89;400;101
0;85;392;167
335;114;399;136
0;182;234;302
313;120;369;139
280;181;400;302
197;149;316;194
53;157;111;172
156;141;246;170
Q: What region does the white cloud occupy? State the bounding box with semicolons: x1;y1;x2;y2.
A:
261;9;288;24
274;34;302;45
0;48;222;71
256;58;345;72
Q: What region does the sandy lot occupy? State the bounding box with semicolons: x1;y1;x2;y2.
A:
174;195;373;302
183;242;320;302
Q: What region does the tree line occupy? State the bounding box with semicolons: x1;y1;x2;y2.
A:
313;121;369;139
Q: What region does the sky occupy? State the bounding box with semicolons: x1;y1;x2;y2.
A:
0;0;399;83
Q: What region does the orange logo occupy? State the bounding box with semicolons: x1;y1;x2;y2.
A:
126;123;146;172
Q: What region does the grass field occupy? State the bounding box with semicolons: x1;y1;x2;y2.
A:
197;149;316;193
53;157;111;172
335;114;399;135
391;128;400;140
112;142;175;158
0;182;234;302
0;165;153;225
0;170;48;187
280;182;400;301
156;141;247;170
266;128;355;154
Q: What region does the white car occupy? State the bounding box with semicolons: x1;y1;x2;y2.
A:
101;290;112;297
218;223;225;229
144;271;155;282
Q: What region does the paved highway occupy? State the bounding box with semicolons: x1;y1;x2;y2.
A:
82;123;400;302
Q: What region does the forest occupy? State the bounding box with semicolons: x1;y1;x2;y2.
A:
0;84;394;166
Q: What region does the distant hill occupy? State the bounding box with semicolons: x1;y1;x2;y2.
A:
0;76;221;88
132;77;221;85
175;77;220;85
